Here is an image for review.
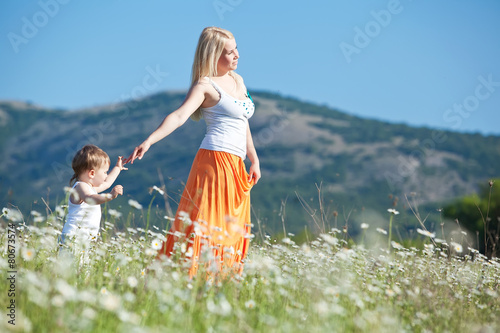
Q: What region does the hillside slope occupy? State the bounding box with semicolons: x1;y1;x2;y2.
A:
1;92;499;234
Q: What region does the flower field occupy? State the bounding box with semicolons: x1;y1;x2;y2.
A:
1;204;500;333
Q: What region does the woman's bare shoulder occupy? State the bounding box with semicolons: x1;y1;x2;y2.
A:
190;78;219;108
190;78;211;95
194;77;211;88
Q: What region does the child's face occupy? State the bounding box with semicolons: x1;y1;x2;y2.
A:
92;161;110;187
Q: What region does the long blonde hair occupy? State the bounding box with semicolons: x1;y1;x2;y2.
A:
190;26;242;121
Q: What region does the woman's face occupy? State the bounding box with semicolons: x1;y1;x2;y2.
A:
217;38;239;74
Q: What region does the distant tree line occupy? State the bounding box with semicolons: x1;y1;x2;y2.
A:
443;179;500;258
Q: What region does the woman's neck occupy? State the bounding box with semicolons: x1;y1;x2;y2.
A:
215;70;231;78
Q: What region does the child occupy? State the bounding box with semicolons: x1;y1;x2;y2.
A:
61;144;127;247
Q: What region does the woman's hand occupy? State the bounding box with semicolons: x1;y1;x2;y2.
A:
248;162;261;185
125;140;151;164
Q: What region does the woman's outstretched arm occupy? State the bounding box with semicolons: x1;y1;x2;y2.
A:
125;83;206;164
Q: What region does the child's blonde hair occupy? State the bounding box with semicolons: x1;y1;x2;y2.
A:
190;26;243;121
69;144;110;185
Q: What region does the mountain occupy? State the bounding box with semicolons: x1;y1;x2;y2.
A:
1;92;500;236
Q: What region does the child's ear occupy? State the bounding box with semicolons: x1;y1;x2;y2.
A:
88;169;96;178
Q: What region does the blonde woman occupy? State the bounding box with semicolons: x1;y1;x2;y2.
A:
125;27;261;278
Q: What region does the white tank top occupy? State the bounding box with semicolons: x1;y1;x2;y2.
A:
199;79;255;159
62;181;101;239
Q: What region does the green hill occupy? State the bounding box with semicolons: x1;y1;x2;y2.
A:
1;92;500;236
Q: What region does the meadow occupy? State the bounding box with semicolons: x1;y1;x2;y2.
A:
1;195;500;333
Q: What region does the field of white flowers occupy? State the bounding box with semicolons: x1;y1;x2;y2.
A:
1;201;500;333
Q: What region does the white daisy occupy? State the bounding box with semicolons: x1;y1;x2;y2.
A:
21;247;36;261
450;242;463;253
391;241;404;250
127;276;138;288
245;300;256;309
320;234;338;246
377;228;388;235
152;185;165;196
3;207;23;222
416;228;436;238
151;239;162;250
128;199;143;210
108;209;122;218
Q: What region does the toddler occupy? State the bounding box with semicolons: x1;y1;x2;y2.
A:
61;144;127;246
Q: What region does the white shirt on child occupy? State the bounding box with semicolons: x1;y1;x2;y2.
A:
61;181;101;242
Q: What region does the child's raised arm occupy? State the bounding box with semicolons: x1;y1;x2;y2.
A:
93;156;128;194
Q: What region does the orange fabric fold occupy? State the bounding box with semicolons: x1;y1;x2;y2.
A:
158;149;253;278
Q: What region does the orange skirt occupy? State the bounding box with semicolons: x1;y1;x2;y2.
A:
158;149;254;278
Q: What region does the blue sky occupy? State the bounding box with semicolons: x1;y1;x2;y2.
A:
1;0;500;135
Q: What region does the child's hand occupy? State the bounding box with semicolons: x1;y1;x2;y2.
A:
111;185;123;199
116;156;128;171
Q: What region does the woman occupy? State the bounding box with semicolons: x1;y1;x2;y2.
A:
125;27;261;278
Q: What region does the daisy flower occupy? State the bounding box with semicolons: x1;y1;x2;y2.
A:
377;228;388;235
245;300;256;309
417;228;436;238
450;242;463;253
22;247;36;261
108;209;122;218
128;199;143;210
151;185;165;196
151;239;162;250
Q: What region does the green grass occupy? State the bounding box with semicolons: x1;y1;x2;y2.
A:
1;203;500;333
